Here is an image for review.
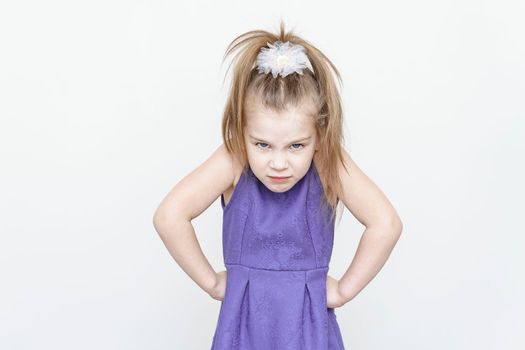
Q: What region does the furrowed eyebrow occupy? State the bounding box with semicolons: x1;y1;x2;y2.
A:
249;135;312;143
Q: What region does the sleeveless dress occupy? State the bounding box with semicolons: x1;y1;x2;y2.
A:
211;160;346;350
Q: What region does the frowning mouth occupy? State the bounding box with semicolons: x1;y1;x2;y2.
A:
268;175;291;182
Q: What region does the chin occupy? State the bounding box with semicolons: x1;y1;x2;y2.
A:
266;180;295;193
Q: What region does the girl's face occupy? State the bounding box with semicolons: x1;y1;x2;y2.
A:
244;100;319;193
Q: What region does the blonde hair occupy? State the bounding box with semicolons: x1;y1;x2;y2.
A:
220;20;349;225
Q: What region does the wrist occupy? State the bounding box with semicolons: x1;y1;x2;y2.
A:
337;281;354;304
204;272;218;295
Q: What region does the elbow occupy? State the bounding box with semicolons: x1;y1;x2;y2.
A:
152;207;190;239
390;216;403;239
152;208;174;237
152;208;164;228
152;211;164;237
374;215;403;240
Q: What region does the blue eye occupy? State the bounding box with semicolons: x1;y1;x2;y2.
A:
255;142;305;150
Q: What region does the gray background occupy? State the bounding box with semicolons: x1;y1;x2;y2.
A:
1;0;523;349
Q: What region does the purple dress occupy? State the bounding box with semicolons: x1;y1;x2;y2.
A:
211;160;346;349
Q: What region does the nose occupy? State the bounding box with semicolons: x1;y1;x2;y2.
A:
270;153;288;170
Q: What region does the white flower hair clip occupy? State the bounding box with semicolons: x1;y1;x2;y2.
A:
256;41;314;78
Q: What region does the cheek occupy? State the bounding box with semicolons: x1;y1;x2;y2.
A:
245;148;261;165
245;145;257;159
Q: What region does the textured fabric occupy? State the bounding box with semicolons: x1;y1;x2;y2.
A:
211;160;345;349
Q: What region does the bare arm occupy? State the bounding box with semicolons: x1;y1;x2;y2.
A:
336;149;403;303
152;143;235;297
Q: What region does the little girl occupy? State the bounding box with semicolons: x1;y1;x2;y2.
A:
153;21;403;350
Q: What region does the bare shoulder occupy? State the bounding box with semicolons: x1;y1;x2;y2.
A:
230;149;244;186
338;148;402;229
223;149;244;206
153;143;240;222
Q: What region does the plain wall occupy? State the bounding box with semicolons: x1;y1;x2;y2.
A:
1;0;523;349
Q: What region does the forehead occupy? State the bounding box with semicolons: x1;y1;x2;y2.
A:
245;103;316;141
